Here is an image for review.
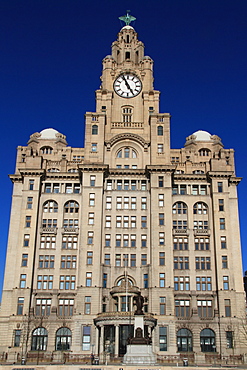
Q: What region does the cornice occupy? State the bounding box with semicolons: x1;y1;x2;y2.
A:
78;164;109;173
146;165;176;173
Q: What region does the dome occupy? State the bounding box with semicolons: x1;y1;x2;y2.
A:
120;25;134;31
192;130;212;141
40;128;59;139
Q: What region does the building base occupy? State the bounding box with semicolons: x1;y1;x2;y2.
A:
122;344;157;365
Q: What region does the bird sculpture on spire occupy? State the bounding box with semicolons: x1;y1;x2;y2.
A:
119;10;136;26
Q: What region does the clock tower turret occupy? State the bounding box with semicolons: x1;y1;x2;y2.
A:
84;13;171;165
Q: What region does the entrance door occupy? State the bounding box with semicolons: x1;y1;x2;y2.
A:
119;325;134;356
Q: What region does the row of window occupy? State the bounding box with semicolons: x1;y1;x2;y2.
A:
18;272;230;290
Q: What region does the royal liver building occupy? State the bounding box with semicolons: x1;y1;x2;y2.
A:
0;14;246;365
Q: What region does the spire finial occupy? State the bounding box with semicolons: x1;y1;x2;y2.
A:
119;10;136;26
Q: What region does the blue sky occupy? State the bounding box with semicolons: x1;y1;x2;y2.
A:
0;0;247;295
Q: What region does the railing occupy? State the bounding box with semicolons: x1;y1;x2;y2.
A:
111;122;143;128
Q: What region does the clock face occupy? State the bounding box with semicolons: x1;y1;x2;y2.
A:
114;73;142;98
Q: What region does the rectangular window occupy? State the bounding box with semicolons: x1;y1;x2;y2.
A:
221;236;227;249
159;213;164;225
17;297;24;315
65;183;73;193
220;218;225;230
59;275;76;290
20;274;26;288
104;253;110;265
131;197;136;209
172;185;178;195
82;326;91;351
222;255;228;268
141;197;147;209
123;216;129;228
174;257;189;270
27;197;33;209
226;331;234;349
86;272;92;287
63;219;79;229
192;185;199;195
223;276;229;290
195;257;211;270
60;255;77;269
159;252;165;265
29;179;34;190
88;212;94;225
131;216;136;228
74;183;80;193
225;299;231;317
157;144;163;153
131;234;136;247
117;180;122;190
62;235;78;249
180;185;187;195
115;254;121;267
90;175;96;186
141;254;147;265
85;296;91;314
40;235;56;249
37;275;53;290
159;327;167;351
23;234;30;247
106;196;111;209
219;199;224;211
175;300;190;317
43;218;58;228
131;180;137;190
197;300;212;318
174;237;188;250
158;194;164;207
130;254;136;267
116;234;121;247
88;231;94;245
105;215;111;228
116;216;121;228
193;220;208;230
124;180;129;190
53;183;60;193
25;216;31;227
89;193;95;206
14;329;21;347
87;251;93;265
141;216;147;228
159;232;165;245
141;180;147;190
103;273;107;288
195;237;209;250
218;182;223;192
158;176;164;187
159;273;165;287
141;234;147;247
91;143;97;152
38;255;55;268
196;276;212;291
160;297;166;315
173;220;187;230
36;298;52;316
105;234;111;247
144;273;148;288
174;276;190;291
106;180;112;190
58;299;74;316
123;197;129;209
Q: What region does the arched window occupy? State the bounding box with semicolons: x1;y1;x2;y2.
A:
177;328;193;352
200;328;215;352
31;327;48;351
64;201;79;214
55;327;72;351
92;125;98;135
116;147;137;159
117;277;133;286
68;168;78;173
173;202;187;214
193;202;208;215
41;146;53;154
157;125;163;136
199;149;210;157
47;168;60;172
43;200;58;213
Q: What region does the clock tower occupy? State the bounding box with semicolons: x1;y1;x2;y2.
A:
84;21;171;165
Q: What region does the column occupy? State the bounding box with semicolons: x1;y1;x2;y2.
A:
115;324;119;357
99;325;105;359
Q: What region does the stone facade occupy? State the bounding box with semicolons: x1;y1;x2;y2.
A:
0;24;246;365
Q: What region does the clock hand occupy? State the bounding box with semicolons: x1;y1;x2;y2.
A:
122;75;134;94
